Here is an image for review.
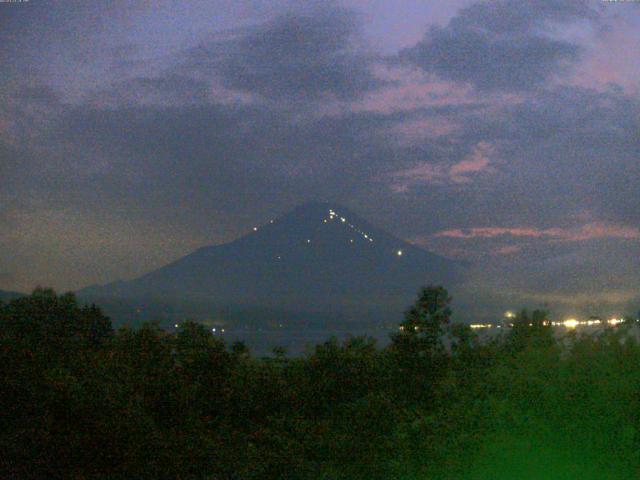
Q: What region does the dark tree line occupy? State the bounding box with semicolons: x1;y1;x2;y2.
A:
2;287;640;478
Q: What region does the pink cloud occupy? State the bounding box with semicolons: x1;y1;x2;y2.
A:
567;15;640;94
435;227;547;239
390;161;444;182
448;141;494;183
387;140;496;191
495;245;522;255
567;222;640;242
391;117;459;144
352;66;474;114
435;222;640;242
350;64;526;118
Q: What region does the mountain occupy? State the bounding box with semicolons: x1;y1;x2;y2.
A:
0;289;25;302
80;202;465;318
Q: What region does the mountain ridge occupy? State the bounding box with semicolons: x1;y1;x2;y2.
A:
0;289;26;302
79;202;465;315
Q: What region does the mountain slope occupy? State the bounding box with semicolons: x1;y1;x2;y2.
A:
80;202;465;314
0;289;25;302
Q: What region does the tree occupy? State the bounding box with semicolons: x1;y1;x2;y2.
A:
272;346;287;359
390;286;453;402
173;320;231;418
0;288;113;363
507;308;555;352
232;340;250;357
392;285;452;357
0;289;122;478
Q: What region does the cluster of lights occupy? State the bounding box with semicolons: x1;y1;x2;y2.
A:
398;325;420;331
326;208;406;257
468;316;628;330
252;208;407;259
502;310;628;329
552;318;625;328
327;209;375;244
174;323;226;334
253;219;275;231
552;318;580;328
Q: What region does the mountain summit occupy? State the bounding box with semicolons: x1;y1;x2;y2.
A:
80;202;464;314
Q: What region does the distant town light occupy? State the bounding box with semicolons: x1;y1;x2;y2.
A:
505;311;516;319
564;318;579;329
397;250;403;256
174;324;179;328
253;227;258;231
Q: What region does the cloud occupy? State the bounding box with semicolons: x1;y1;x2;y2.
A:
434;222;640;242
435;226;553;239
99;75;212;107
456;236;640;318
2;0;639;316
495;245;522;255
0;0;150;82
0;92;415;290
461;85;640;225
388;140;496;191
399;0;595;91
183;7;383;102
448;141;495;182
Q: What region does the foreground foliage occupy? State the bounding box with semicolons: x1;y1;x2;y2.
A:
1;288;640;478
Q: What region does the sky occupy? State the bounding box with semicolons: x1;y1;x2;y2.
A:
1;0;639;317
